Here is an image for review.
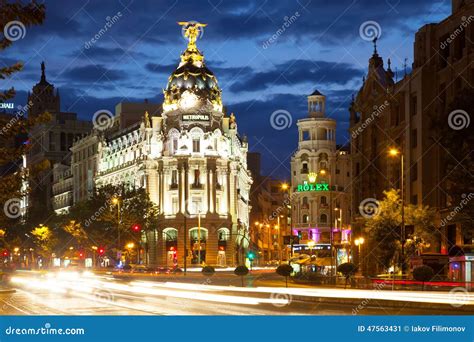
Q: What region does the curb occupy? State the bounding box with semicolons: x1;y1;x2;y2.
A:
0;289;16;294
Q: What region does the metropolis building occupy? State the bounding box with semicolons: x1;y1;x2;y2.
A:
94;23;252;267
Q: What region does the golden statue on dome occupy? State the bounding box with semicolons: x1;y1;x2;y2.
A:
177;21;207;64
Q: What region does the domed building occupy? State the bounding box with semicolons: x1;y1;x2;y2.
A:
95;22;252;267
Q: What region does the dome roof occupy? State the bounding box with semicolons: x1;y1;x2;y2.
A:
163;22;222;112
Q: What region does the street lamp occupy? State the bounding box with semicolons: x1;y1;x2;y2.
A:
307;240;315;256
389;147;405;274
354;237;364;271
112;196;121;255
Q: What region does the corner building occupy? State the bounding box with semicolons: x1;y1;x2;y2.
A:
95;23;252;267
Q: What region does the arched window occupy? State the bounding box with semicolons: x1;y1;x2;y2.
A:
217;228;230;241
163;228;178;241
320;214;327;223
302;197;309;209
302;214;309;223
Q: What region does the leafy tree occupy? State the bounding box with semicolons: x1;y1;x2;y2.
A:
31;224;57;267
412;265;434;291
364;189;436;272
276;264;293;288
234;265;249;287
0;2;49;230
337;262;358;289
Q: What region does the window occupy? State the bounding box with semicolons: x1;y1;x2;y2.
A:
410;95;417;116
320;196;327;205
302;197;308;209
301;163;308;174
320;214;327;223
302;130;310;141
172;197;178;214
194;169;200;186
411;194;418;205
411;129;417;148
302;214;309;223
171;170;178;186
355;163;360;176
173;138;178;152
192;138;200;153
411;162;418;182
60;132;66;151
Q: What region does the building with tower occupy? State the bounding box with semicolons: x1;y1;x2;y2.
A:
290;90;351;272
349;0;474;275
26;62;91;212
94;22;252;267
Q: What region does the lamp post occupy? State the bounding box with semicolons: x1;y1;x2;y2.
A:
112;197;121;261
389;147;405;274
354;237;364;271
280;182;291;259
319;168;335;278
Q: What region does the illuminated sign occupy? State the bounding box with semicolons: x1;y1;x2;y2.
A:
182;113;210;122
297;181;329;192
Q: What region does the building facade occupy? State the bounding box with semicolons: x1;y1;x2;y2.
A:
291;91;351;268
94;22;252;267
349;0;474;274
26;62;91;211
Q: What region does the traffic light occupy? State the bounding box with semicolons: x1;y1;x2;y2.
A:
132;224;141;232
2;250;8;257
79;251;84;258
247;251;255;261
98;247;105;255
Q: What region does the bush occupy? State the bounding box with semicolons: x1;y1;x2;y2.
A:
276;264;293;288
234;265;249;287
202;266;215;277
337;262;358;289
413;265;434;290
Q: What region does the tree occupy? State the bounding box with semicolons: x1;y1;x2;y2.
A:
234;265;249;287
364;189;436;273
31;224;57;268
337;262;358;289
412;265;434;291
0;1;49;230
276;264;293;288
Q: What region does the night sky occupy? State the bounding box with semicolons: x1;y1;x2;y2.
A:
2;0;450;179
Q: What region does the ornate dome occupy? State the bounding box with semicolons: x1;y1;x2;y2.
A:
163;22;222;112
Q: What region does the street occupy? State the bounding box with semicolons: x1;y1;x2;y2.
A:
0;270;471;315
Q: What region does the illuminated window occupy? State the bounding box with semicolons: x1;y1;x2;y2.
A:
302;214;309;223
320;214;327;223
193;139;200;152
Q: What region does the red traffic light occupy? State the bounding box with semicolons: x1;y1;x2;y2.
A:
98;248;105;255
2;250;8;256
79;252;84;258
132;224;141;232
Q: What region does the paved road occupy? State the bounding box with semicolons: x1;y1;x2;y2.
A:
0;271;467;315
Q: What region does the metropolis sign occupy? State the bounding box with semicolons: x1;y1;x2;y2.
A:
296;181;329;192
182;113;210;122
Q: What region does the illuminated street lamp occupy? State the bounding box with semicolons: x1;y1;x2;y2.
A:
112;196;122;259
281;183;289;191
388;147;405;273
354;237;364;270
307;240;315;256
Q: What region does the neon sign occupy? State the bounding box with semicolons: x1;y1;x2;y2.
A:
296;181;329;192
